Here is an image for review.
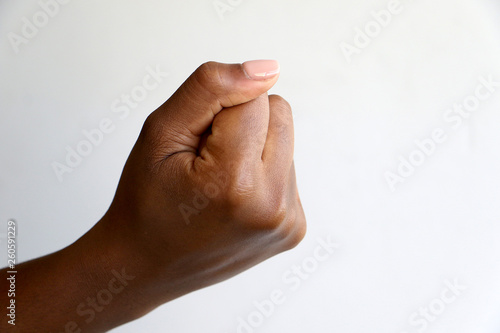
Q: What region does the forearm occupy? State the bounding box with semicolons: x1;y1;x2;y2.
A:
0;60;306;332
0;218;153;333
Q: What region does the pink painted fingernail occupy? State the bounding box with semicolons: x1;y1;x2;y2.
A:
242;60;280;80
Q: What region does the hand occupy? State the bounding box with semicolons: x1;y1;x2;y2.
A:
0;60;306;333
102;60;307;306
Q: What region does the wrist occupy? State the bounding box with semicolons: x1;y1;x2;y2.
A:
70;214;160;329
91;210;189;311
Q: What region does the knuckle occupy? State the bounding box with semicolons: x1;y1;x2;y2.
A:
222;168;258;208
214;166;286;231
284;213;307;250
194;62;224;92
199;163;254;209
206;163;304;240
266;191;307;248
269;94;292;112
265;193;289;224
250;189;290;232
269;95;293;132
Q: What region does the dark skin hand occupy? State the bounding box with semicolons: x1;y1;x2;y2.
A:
1;60;306;332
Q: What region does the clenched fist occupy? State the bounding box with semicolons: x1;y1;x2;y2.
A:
105;59;306;303
2;60;306;333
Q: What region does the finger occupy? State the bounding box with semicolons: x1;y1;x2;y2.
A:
202;93;270;165
154;60;280;150
262;95;295;176
282;162;307;249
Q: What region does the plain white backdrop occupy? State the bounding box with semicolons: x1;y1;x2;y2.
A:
1;0;500;332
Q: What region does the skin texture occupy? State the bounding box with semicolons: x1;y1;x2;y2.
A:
0;61;306;332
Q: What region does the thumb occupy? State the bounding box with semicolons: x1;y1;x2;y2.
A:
155;60;280;144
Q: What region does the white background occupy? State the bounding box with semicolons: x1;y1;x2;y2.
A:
1;0;500;332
